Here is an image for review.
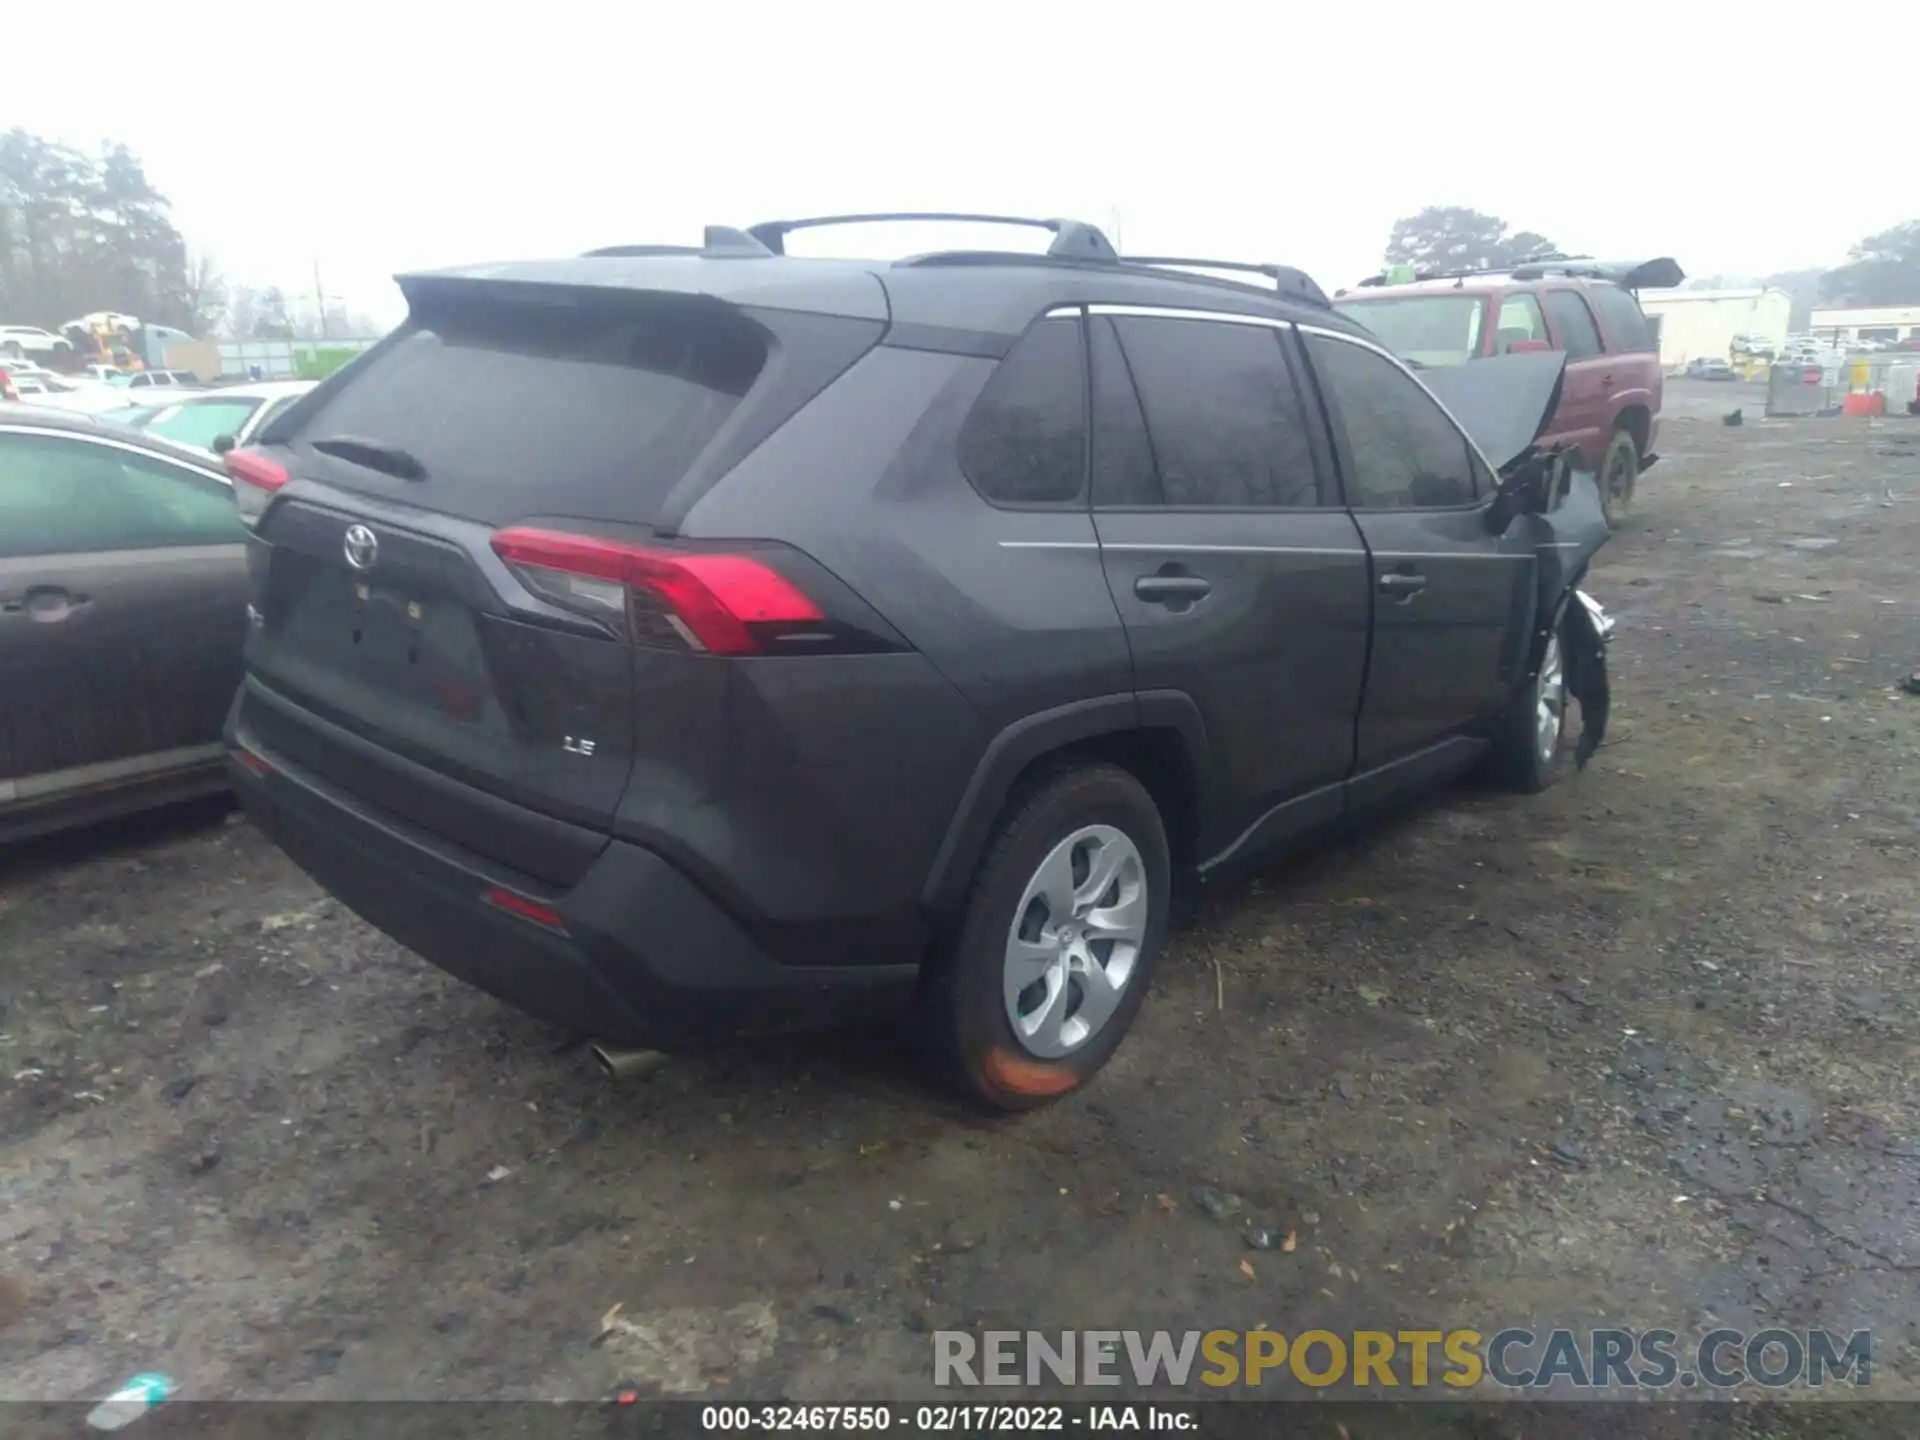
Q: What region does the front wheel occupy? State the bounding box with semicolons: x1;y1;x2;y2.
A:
1599;429;1639;528
922;763;1170;1112
1493;614;1570;793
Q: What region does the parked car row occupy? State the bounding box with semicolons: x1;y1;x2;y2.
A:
3;216;1622;1108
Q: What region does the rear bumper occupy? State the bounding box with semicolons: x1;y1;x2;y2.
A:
225;709;919;1047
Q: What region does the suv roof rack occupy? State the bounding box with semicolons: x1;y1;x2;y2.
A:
1119;256;1330;307
1350;252;1567;288
583;213;1332;308
745;212;1119;261
1351;253;1684;291
584;225;776;259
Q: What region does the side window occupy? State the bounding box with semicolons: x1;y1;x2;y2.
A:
1588;283;1655;353
1109;316;1322;508
1493;293;1549;353
957;316;1087;505
1304;334;1476;510
143;397;260;451
1087;317;1161;506
1542;290;1603;359
0;433;242;557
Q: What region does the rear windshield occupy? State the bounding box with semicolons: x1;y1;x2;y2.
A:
289;292;768;523
1331;295;1486;368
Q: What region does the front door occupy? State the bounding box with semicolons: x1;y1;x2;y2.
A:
0;426;248;798
1086;309;1370;869
1298;328;1533;806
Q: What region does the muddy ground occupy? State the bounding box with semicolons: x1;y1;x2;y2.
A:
3;385;1918;1431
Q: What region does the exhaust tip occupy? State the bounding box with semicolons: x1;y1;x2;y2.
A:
589;1042;669;1082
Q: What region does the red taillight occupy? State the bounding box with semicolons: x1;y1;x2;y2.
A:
482;886;567;932
232;747;272;777
224;448;289;529
490;526;824;655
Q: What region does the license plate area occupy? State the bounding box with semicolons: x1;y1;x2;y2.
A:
350;580;489;722
276;563;492;724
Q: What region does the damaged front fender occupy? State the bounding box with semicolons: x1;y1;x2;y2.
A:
1564;588;1612;769
1500;461;1615;769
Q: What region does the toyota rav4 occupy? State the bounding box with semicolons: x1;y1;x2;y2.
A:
223;214;1614;1111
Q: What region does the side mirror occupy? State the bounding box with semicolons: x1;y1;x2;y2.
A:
212;434;236;455
1503;338;1552;354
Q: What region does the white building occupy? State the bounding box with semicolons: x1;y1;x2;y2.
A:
1807;304;1920;344
1637;288;1792;370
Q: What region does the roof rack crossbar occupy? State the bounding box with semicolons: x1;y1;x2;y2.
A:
582;226;776;261
745;212;1117;260
1353;252;1581;287
1121;256;1330;306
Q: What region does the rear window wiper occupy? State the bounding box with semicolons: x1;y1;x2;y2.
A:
310;435;429;481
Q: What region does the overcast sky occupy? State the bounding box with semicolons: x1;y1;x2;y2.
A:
10;2;1914;330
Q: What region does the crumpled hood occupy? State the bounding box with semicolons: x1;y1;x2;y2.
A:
1420;349;1568;473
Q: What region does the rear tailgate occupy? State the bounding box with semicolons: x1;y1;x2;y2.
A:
235;275;884;884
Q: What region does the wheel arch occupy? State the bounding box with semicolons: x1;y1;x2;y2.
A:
1613;402;1652;455
919;692;1211;917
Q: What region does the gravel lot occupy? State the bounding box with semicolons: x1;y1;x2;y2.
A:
4;386;1918;1428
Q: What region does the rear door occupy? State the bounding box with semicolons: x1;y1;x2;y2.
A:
1298;328;1532;799
1539;288;1611;463
1087;308;1370;866
0;427;247;794
1587;281;1663;432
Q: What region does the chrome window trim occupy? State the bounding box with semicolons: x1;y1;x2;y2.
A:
0;423;230;486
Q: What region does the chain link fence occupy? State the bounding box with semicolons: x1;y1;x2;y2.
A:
1765;356;1920;418
217;337;381;381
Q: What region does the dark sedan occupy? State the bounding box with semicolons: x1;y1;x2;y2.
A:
0;406;248;841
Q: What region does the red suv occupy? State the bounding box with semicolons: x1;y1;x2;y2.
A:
1333;257;1681;524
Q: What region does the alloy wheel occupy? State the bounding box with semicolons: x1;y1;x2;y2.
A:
1535;634;1566;763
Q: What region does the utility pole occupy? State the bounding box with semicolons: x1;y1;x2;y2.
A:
312;259;333;340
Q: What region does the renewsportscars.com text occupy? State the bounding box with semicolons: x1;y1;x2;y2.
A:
933;1327;1872;1391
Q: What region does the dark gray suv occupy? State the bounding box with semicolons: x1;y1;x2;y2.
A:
222;214;1614;1110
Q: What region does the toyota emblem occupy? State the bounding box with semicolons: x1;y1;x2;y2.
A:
343;524;379;571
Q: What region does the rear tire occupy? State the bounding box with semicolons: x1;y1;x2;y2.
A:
1493;611;1571;794
1599;428;1639;528
922;763;1170;1112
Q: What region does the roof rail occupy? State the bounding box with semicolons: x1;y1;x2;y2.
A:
1120;256;1330;307
584;226;776;260
745;212;1118;261
897;248;1334;309
1351;251;1569;287
1351;253;1684;291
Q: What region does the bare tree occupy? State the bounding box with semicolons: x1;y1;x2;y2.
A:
180;249;228;335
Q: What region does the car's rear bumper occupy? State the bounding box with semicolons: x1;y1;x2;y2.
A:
225;710;919;1047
